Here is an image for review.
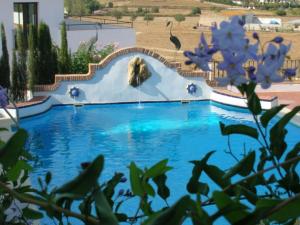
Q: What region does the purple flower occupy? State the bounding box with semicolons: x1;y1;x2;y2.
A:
256;64;284;89
184;33;221;71
284;68;297;78
120;177;127;183
241;42;259;61
0;86;8;108
118;189;125;196
212;16;246;51
247;66;257;81
218;51;246;76
272;36;284;44
252;32;259;40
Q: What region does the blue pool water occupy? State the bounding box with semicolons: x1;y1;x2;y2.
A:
21;101;300;224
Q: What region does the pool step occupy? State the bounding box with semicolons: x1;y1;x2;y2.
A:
74;103;84;107
181;100;190;104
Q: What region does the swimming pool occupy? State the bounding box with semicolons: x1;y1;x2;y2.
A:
21;101;300;224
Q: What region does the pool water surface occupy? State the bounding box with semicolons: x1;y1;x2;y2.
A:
21;101;300;224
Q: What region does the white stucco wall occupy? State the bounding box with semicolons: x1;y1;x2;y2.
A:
211;91;278;110
67;28;136;52
35;53;213;104
0;0;64;58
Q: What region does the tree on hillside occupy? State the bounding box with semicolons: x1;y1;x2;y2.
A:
112;10;123;21
144;14;154;25
174;14;186;25
66;0;87;19
58;22;71;74
38;22;56;84
28;25;38;92
85;0;101;14
191;7;201;15
16;26;27;101
130;14;138;23
0;23;10;89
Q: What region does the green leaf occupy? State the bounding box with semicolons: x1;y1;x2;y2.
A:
103;172;123;205
143;196;192;225
153;174;170;200
0;128;8;132
143;182;155;197
247;92;262;115
45;172;52;185
7;160;32;182
270;106;300;159
256;197;300;223
223;151;255;179
212;191;249;224
0;129;28;169
219;122;259;139
95;191;118;225
170;35;181;50
260;104;287;128
282;142;300;172
22;207;43;220
204;165;231;189
54;155;104;199
187;151;215;194
144;159;171;178
129;162;144;196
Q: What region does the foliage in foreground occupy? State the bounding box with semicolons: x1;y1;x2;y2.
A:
1;16;300;225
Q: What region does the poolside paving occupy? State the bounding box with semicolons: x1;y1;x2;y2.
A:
215;88;300;109
7;96;48;108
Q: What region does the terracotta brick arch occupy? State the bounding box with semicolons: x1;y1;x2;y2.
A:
34;47;209;92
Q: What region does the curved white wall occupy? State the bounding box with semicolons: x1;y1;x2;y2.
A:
35;53;213;104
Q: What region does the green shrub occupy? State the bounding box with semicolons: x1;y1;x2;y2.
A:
112;10;123;21
174;14;186;24
151;6;159;13
191;7;201;15
107;1;113;8
71;39;115;74
137;7;143;13
144;14;154;25
276;8;287;16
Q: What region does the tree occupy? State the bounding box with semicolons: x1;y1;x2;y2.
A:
144;14;154;25
58;22;71;74
112;10;123;21
16;26;27;101
174;14;186;25
27;25;38;92
0;23;10;89
191;7;201;15
130;14;138;23
107;1;113;8
38;22;56;84
85;0;101;14
151;6;159;13
11;50;20;101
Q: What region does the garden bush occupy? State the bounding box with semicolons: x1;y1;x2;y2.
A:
276;8;287;16
191;7;201;15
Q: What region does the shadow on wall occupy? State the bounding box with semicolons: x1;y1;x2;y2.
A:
137;62;169;100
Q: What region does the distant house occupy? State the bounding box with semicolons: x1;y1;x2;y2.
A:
0;0;136;62
237;14;282;31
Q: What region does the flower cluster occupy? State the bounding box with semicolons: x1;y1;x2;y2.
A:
184;16;297;89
